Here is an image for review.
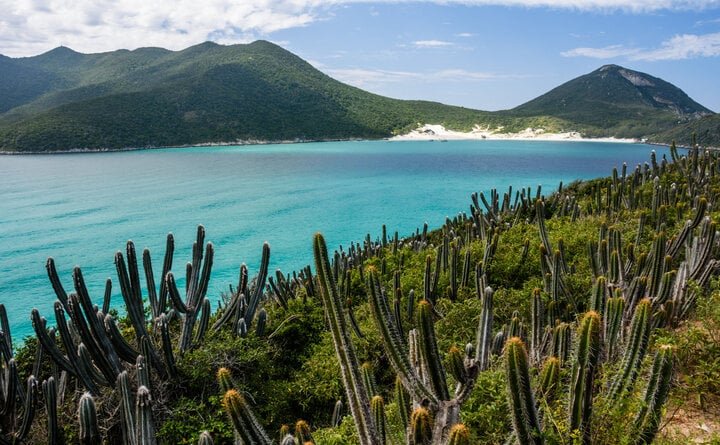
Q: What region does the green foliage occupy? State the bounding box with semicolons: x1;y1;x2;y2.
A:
1;45;714;152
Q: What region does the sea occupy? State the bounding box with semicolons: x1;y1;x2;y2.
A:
0;139;669;340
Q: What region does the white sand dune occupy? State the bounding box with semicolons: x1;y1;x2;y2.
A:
390;124;638;143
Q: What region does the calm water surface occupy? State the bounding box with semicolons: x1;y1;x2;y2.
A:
0;139;668;339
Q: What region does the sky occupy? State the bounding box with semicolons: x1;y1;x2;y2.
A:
1;1;720;111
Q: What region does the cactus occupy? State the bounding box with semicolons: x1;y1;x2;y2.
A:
367;268;436;405
589;276;607;314
136;386;156;445
417;300;450;401
448;346;467;386
634;345;674;445
313;233;378;445
568;312;601;444
447;424;471;445
539;356;560;402
609;299;652;400
505;337;543;445
530;288;543;364
331;400;344;427
395;376;410;430
117;371;136;445
295;419;314;444
604;296;625;361
371;396;386;445
78;392;100;445
474;286;494;371
43;377;63;445
409;407;432;445
223;389;272;445
217;367;234;394
197;431;214;445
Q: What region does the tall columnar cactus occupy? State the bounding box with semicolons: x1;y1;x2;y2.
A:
634;345;674;445
222;390;272;445
43;377;62;445
117;371;136;445
474;286;494;371
136;386;156;445
604;296;625;361
164;225;215;352
447;424;471;445
332;400;344;427
568;311;601;445
197;431;214;445
295;419;314;444
409;407;432;445
371;396;386;445
395;376;410;431
78;392;100;445
367;268;436;406
417;300;450;401
313;233;379;445
531;288;544;364
504;337;543;445
609;299;652;400
362;362;379;398
539;356;560;403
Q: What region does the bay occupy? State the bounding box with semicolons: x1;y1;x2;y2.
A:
0;139;668;340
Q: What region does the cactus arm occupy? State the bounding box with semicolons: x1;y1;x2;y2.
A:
42;377;62;445
634;346;674;445
609;299;652;400
568;312;601;444
78;393;100;445
505;337;543;445
104;314;140;364
117;371;137;445
30;309;76;377
417;300;450;401
135;386;157;445
244;242;270;327
367;270;437;406
474;286;494;371
314;233;379;445
222;390;273;445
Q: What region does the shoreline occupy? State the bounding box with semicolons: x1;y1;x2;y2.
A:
389;124;639;143
0;125;671;155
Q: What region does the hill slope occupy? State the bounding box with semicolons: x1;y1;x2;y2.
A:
506;64;713;138
651;113;720;147
0;41;501;152
0;43;715;152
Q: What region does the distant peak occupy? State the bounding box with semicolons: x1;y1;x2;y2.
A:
598;64;622;72
47;45;80;55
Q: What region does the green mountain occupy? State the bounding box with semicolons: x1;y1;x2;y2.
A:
0;41;499;152
0;42;715;152
506;64;713;138
651;113;720;147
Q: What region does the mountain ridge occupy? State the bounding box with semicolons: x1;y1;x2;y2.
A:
0;41;716;152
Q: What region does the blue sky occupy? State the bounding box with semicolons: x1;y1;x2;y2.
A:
2;1;719;111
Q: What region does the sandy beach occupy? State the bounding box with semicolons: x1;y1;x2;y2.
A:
390;124;639;143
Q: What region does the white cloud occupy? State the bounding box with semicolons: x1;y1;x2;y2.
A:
633;32;720;60
456;32;475;37
324;67;523;87
413;40;453;48
1;0;719;56
561;32;720;61
561;45;641;58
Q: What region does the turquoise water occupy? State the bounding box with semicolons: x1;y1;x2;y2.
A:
0;140;667;340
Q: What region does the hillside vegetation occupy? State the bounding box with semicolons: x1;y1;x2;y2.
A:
2;142;720;444
0;41;716;152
